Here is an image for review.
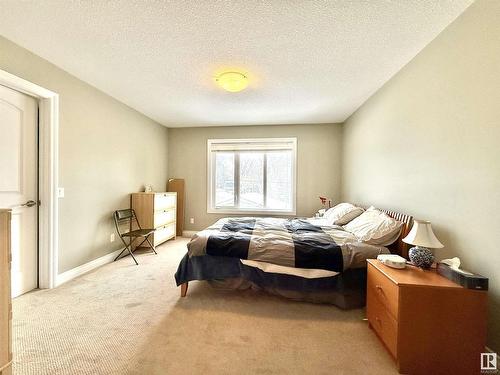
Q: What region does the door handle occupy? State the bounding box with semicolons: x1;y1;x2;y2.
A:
17;200;37;208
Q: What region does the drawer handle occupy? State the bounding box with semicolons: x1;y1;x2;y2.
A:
375;317;382;327
375;285;385;295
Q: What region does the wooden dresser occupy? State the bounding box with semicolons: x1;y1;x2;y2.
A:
366;259;487;375
131;192;177;249
167;178;184;237
0;210;12;375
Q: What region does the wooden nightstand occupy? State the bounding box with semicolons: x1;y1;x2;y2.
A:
366;259;487;375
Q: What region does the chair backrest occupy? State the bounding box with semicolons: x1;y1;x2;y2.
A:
113;209;141;236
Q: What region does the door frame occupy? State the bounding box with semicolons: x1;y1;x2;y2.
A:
0;69;59;289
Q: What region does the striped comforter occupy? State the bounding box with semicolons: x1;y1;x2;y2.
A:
186;217;389;273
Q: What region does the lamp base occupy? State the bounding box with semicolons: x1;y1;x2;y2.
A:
408;246;434;269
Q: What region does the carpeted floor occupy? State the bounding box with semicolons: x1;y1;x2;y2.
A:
12;238;398;375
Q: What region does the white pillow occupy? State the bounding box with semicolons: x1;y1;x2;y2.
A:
367;225;403;246
323;203;364;225
343;208;403;246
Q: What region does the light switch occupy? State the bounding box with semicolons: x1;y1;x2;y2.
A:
57;187;65;198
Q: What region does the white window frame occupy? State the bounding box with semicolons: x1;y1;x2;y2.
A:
207;138;297;215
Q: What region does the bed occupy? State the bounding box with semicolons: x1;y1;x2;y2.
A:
174;207;412;309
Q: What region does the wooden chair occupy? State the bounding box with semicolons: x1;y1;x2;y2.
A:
113;209;156;265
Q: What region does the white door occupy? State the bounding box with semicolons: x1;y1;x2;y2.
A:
0;84;38;297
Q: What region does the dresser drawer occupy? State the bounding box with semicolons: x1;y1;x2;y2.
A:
154;223;175;245
154;193;176;210
367;290;398;358
154;209;175;228
367;263;399;319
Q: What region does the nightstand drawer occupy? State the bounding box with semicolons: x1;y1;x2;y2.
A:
367;291;398;358
367;263;399;319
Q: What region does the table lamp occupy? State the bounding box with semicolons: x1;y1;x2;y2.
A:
402;220;443;269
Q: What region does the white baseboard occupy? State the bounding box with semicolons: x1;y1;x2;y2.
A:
56;247;124;286
182;230;197;238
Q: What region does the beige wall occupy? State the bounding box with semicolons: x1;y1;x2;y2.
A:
168;124;342;230
0;36;169;273
342;0;500;350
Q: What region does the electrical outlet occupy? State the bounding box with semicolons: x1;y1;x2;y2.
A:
190;218;195;224
110;233;115;242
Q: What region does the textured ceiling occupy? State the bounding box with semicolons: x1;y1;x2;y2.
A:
0;1;473;127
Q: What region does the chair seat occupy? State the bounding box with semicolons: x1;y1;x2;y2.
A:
122;228;155;237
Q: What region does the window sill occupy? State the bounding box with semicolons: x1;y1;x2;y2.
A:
207;208;296;216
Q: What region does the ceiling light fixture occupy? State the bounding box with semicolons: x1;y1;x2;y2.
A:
215;71;248;92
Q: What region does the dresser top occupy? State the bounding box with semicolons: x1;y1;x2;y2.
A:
367;259;462;289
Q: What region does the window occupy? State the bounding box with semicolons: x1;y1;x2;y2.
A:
207;138;297;214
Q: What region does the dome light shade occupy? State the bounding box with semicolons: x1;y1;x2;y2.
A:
215;71;248;92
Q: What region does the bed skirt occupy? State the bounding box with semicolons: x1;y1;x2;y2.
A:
174;254;367;309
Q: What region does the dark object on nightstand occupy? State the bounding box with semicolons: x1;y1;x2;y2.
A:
436;262;489;290
408;246;434;268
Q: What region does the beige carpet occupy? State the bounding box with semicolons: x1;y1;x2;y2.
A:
12;238;398;375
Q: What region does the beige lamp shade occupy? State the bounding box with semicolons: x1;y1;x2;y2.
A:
402;220;444;248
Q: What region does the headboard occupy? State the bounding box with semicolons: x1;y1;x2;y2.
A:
378;208;413;258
